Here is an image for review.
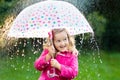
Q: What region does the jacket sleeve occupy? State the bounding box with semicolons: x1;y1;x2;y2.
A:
60;55;78;79
34;49;50;71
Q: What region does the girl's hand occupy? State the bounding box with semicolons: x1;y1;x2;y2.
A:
50;59;61;70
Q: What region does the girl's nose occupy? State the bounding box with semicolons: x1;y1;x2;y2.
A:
60;41;65;45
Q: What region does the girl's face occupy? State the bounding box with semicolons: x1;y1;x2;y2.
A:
53;31;69;52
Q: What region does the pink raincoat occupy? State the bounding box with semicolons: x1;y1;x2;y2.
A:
34;49;78;80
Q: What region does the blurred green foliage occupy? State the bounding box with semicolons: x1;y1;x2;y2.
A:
0;0;18;26
94;0;120;51
87;12;107;48
87;12;107;39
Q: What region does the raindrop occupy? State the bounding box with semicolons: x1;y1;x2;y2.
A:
10;57;13;60
22;53;25;57
28;62;30;65
98;73;101;77
23;59;25;63
27;68;30;71
99;59;103;63
85;69;88;72
11;64;15;68
29;57;31;59
33;51;38;54
15;68;17;70
35;71;38;73
26;76;29;79
21;65;24;69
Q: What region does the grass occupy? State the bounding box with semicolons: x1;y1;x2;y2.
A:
99;52;120;80
0;51;120;80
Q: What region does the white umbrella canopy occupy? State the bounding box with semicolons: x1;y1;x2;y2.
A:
8;0;93;38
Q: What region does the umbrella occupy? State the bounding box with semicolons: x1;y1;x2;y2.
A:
8;0;93;38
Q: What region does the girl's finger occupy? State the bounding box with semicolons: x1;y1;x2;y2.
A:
51;59;56;66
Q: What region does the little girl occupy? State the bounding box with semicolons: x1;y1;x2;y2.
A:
34;28;78;80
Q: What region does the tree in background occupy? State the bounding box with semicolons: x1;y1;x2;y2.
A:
95;0;120;51
87;12;107;49
79;0;120;51
0;0;18;26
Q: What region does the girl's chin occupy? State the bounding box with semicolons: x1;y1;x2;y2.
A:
59;48;68;52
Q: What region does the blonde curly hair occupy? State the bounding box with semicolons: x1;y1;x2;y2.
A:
43;28;77;53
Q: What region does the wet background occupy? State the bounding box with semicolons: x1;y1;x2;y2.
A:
0;0;120;80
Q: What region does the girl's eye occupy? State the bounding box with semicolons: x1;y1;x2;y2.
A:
57;40;60;42
64;38;67;41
